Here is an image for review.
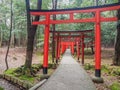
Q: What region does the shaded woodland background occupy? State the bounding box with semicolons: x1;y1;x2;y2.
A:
0;0;118;48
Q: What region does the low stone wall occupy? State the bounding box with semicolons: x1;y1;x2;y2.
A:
0;74;33;89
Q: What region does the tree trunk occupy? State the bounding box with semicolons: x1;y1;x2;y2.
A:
5;0;13;70
25;0;42;71
52;0;57;63
113;8;120;65
0;28;2;47
10;32;15;47
94;0;99;6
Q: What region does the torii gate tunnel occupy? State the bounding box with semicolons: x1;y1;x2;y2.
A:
28;2;120;79
51;30;93;65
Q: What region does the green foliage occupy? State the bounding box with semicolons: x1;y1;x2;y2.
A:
81;0;93;7
95;64;120;76
101;22;117;47
109;68;120;76
0;0;119;47
102;65;109;73
42;0;51;9
84;63;94;70
110;82;120;90
0;87;4;90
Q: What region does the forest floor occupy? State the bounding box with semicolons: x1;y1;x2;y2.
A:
84;48;120;90
0;47;41;74
0;47;42;90
0;47;119;90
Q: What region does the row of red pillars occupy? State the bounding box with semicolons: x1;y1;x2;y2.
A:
55;34;86;65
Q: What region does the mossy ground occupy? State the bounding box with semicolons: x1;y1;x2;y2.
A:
110;82;120;90
4;65;40;84
81;48;120;90
4;63;55;84
0;87;4;90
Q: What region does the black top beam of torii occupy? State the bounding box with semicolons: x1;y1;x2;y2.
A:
53;35;93;38
30;3;120;12
49;30;93;33
50;30;93;39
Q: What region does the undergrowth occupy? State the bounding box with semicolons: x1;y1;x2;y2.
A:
0;87;4;90
4;64;54;84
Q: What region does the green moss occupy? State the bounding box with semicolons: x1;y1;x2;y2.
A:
110;68;120;76
4;68;16;76
110;82;120;90
4;64;43;84
84;63;94;70
36;51;43;56
0;87;4;90
4;63;55;85
19;75;35;83
102;65;109;73
4;69;35;83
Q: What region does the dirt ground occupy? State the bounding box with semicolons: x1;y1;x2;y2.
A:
0;47;41;74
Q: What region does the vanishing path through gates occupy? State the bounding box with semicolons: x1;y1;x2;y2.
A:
37;49;96;90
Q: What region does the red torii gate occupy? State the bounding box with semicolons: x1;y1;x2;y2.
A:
50;30;93;64
28;2;120;82
55;34;92;63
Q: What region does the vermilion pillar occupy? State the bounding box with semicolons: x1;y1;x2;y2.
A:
64;44;66;53
61;43;65;54
81;35;85;65
95;11;101;77
61;43;63;54
71;42;74;55
43;14;50;74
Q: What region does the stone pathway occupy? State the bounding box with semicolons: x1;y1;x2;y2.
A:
38;49;96;90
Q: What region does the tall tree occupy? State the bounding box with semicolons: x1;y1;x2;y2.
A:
94;0;99;6
113;1;120;65
52;0;57;63
25;0;42;75
5;0;13;70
